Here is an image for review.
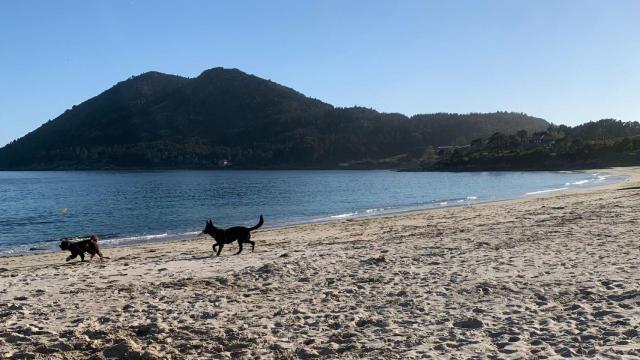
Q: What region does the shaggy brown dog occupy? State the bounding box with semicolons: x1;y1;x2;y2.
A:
59;234;105;262
200;215;263;256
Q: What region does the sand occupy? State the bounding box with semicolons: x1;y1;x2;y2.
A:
1;168;639;359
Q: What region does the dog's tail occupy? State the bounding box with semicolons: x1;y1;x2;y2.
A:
249;215;264;231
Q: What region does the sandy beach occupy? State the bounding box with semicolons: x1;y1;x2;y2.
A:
1;168;639;359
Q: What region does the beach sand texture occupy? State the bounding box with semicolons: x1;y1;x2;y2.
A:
1;168;639;359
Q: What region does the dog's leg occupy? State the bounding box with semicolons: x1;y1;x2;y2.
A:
247;240;255;252
236;241;243;255
212;243;217;257
89;253;95;261
79;252;85;262
216;244;224;256
66;254;76;262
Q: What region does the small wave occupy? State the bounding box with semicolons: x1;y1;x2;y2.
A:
466;196;478;200
330;212;357;219
100;233;170;245
525;187;569;195
590;172;613;182
365;208;387;214
571;179;590;185
438;202;448;206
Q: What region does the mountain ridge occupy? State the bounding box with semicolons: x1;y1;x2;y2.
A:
0;67;549;169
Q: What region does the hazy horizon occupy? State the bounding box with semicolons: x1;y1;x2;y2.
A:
1;0;639;147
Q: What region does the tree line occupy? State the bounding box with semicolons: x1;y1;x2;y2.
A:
426;119;640;171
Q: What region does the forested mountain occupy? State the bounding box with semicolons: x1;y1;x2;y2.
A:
0;67;549;169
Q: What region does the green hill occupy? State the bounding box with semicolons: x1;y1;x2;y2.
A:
0;67;549;169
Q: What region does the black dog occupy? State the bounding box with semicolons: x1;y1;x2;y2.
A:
59;235;105;262
200;215;264;256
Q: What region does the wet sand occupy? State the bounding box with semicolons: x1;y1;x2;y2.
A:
1;167;639;359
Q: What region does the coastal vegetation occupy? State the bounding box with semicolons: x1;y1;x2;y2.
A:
425;119;640;171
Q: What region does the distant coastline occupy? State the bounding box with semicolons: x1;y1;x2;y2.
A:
0;160;630;172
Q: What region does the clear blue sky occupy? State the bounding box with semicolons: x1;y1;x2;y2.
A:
1;0;639;146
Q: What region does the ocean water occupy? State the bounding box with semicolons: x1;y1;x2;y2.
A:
0;170;622;255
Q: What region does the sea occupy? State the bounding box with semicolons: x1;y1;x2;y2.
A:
0;170;623;256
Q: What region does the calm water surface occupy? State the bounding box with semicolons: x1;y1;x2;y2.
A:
0;170;622;255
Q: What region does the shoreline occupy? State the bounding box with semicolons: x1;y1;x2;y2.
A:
0;168;629;259
0;168;632;258
1;167;639;358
